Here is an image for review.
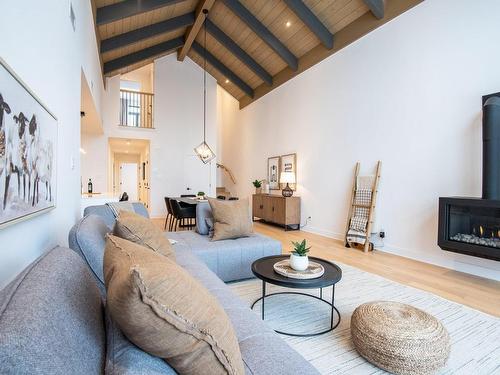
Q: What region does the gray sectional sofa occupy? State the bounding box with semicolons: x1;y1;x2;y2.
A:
0;203;319;374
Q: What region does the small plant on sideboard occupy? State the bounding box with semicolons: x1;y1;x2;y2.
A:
252;180;263;194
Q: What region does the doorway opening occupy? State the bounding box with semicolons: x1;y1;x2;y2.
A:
108;138;150;209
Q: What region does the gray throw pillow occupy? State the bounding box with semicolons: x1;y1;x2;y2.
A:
104;307;177;375
196;202;213;235
205;217;214;238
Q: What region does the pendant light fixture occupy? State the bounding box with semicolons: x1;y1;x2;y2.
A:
194;9;216;164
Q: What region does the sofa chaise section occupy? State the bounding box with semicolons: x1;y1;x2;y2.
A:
66;205;318;374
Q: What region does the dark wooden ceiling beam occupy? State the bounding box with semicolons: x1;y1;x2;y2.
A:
96;0;186;26
363;0;385;19
103;36;184;75
192;42;254;98
283;0;333;49
101;12;195;53
222;0;298;71
205;20;272;86
177;0;216;61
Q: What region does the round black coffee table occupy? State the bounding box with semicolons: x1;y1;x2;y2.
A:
251;255;342;337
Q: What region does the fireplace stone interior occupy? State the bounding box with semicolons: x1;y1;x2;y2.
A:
439;197;500;261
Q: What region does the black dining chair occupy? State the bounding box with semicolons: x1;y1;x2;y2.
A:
170;199;196;231
164;197;175;231
179;194;196;208
228;197;239;200
217;195;226;200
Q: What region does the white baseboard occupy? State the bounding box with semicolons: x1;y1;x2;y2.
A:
301;225;500;282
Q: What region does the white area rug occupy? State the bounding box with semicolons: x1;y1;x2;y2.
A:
229;263;500;374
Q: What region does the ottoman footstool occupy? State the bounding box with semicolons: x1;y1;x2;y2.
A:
351;301;450;375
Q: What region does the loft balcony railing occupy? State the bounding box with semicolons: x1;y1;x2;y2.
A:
119;89;154;129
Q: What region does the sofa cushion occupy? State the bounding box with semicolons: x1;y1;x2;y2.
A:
113;210;175;259
196;201;212;235
104;235;245;375
0;247;105;375
84;203;149;228
208;198;253;241
168;231;282;282
104;308;176;375
172;247;320;375
68;214;110;291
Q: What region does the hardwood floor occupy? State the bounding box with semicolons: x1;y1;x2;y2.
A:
153;218;500;317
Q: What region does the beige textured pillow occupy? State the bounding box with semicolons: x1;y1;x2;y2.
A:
113;210;175;259
104;235;245;375
208;198;253;241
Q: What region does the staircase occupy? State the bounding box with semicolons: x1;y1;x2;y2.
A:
216;187;231;199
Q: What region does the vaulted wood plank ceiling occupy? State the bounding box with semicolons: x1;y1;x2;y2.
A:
93;0;423;108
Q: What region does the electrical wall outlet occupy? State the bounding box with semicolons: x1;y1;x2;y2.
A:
379;229;385;239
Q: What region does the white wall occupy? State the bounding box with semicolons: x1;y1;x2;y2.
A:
218;0;500;281
121;64;154;93
0;0;104;288
81;54;217;217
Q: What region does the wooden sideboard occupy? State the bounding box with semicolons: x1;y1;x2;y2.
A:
252;194;300;230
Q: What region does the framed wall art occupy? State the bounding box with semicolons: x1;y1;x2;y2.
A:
280;153;297;190
267;156;280;190
0;57;57;229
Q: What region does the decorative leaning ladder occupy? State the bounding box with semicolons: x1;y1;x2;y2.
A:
345;161;382;252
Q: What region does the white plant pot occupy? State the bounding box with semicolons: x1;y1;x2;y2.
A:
290;253;309;271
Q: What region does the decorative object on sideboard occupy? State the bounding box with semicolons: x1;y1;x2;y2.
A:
280;153;297;190
280;171;295;197
88;178;93;194
290;239;310;271
267;156;280;190
193;9;216;164
262;180;270;194
0;57;57;229
252;179;263;194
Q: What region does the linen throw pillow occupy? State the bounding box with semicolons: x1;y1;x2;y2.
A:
208;198;253;241
104;235;245;375
113;210;175;260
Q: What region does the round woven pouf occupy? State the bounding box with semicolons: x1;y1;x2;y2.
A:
351;301;450;375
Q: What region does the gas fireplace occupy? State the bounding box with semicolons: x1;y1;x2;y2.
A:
438;198;500;260
438;92;500;261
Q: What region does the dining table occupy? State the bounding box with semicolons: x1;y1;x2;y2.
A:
172;197;208;205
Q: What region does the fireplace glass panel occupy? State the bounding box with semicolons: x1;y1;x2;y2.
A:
448;205;500;248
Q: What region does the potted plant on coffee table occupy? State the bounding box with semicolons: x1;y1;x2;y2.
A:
252;180;264;194
290;239;311;271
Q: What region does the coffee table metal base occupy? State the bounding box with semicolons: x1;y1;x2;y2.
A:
250;282;341;337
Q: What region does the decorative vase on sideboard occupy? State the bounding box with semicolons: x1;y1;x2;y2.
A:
255;187;262;195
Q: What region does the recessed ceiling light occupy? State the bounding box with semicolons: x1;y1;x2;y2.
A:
225;79;230;84
126;140;131;145
286;21;291;28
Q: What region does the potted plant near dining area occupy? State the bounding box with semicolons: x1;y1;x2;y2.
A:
290;239;311;271
252;180;263;194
